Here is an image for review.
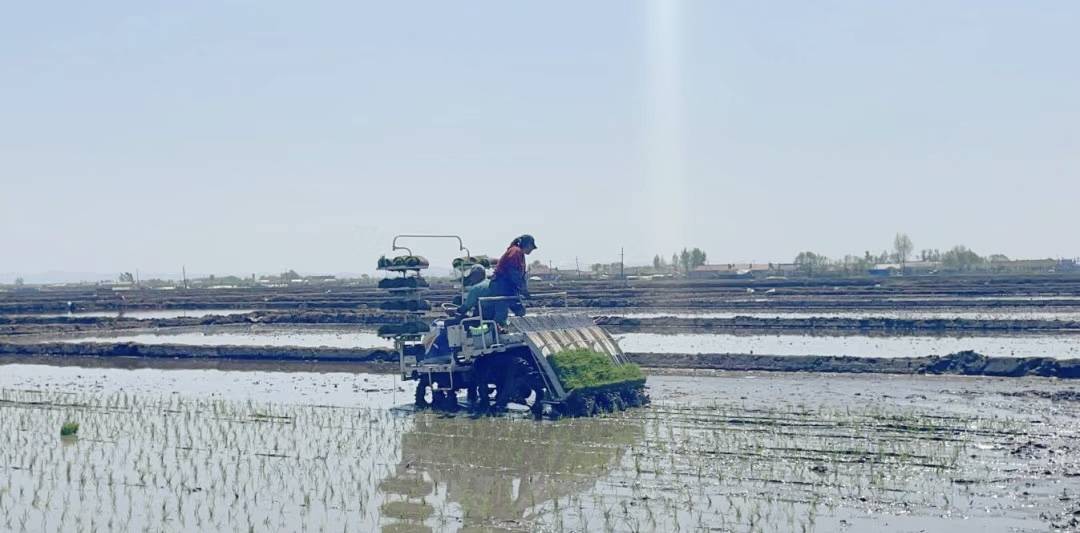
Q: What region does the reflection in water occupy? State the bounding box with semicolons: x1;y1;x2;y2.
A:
379;412;643;532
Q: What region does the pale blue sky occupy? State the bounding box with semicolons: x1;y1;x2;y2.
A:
2;1;1077;280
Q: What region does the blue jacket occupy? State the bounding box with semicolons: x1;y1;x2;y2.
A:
456;279;491;317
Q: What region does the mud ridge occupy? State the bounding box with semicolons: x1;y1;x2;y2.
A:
0;341;397;364
5;273;1080;314
4;342;1080;379
626;350;1080;379
10;312;1080;338
0;311;403;336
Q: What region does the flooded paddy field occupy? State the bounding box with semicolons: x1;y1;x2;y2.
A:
1;364;1079;532
6;276;1080;344
0;325;399;368
618;332;1080;359
35;325;392;350
600;308;1080;322
5;309;258;320
5;275;1080;316
4;321;1080;379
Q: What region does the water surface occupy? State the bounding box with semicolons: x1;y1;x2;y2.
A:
6;309;257;319
50;325;391;349
602;308;1080;321
616;332;1080;359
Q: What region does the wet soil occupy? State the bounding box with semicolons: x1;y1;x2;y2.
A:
615;331;1080;359
5;274;1080;315
0;339;397;364
3;331;1080;379
5;275;1080;380
628;350;1080;378
6;308;1080;339
1;366;1078;531
0;310;399;336
41;325;391;349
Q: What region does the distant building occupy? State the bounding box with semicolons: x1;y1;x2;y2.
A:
870;261;940;276
869;264;901;276
689;264;738;279
772;263;799;276
555;269;592;280
903;261;941;274
991;259;1063;273
528;264;559;281
689;263;770;280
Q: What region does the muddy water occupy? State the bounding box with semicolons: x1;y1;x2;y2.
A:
606;308;1080;321
617;331;1080;358
0;363;404;408
1;365;1078;531
5;309;257;319
41;325;392;349
884;295;1080;302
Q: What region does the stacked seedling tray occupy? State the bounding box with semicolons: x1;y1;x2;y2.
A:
376;255;432;344
451;255;493;271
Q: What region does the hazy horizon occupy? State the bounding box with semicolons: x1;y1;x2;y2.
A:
3;2;1077;282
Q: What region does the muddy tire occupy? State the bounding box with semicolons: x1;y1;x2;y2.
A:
467;385;481;409
495;355;544;412
549;404;563;420
564;395;586;417
432;390;459;412
565;393;602;417
445;391;461;411
431;390;447;410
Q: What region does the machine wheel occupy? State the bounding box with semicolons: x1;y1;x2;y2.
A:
447;389;462;411
565;394;597;417
467;385;481;408
433;390;459;412
495;355;545;414
548;405;564;420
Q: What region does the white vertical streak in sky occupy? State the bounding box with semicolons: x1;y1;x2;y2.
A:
645;0;688;252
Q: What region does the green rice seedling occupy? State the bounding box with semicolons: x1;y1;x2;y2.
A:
60;421;80;437
548;349;645;390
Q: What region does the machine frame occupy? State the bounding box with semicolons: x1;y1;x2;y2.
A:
381;234;643;417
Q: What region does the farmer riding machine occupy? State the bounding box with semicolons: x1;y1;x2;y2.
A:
376;234;648;418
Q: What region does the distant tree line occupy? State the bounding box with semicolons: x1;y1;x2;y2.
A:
792;233;1026;276
651;248;707;274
